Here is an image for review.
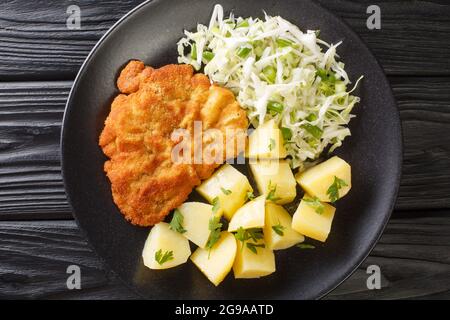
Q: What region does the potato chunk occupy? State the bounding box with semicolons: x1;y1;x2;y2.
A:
249;160;296;204
190;232;237;286
142;222;191;269
292;197;336;242
246;119;287;159
196;164;253;220
177;202;219;248
295;156;351;202
233;238;275;279
228;195;266;232
264;202;304;250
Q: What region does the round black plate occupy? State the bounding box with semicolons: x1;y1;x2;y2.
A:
61;0;402;299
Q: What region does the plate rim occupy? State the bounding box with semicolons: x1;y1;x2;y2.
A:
60;0;403;300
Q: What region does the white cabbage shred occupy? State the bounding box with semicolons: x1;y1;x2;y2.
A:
177;4;363;168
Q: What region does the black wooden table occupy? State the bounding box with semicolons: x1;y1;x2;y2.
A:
1;0;449;300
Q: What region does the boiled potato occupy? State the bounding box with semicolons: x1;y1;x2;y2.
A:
196;164;253;220
246;119;287;159
295;156;351;202
228;195;266;232
233;238;275;279
264;202;304;250
292;197;336;242
190;232;237;286
142;222;191;269
249;160;296;205
177;202;219;248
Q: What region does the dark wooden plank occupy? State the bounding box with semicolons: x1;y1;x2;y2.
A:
0;220;137;299
0;81;71;218
392;77;450;210
327;216;450;299
317;0;450;76
1;0;450;80
0;216;448;299
1;76;449;219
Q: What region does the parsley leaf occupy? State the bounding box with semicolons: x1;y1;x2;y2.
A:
326;176;348;203
220;187;232;195
246;242;266;254
272;222;285;236
266;181;281;202
297;244;316;249
234;227;249;245
247;228;264;242
211;196;221;214
303;196;325;214
155;249;174;265
234;227;264;253
268;138;276;151
169;209;187;234
246;191;256;201
206;216;223;250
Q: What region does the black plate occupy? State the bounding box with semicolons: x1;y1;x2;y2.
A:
61;0;402;299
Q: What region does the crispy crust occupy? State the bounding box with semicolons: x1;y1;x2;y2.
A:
99;61;248;226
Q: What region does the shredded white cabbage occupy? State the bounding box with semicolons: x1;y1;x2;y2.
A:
178;4;362;168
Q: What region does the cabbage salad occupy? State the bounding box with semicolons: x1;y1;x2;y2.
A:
177;4;362;168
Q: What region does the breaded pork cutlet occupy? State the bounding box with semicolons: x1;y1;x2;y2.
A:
99;61;248;226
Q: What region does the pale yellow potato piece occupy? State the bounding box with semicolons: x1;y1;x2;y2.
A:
264;202;304;250
196;164;253;220
295;156;351;202
142;222;191;269
249;159;296;205
292;197;336;242
246;119;287;159
190;232;237;286
177;202;220;249
233;238;275;279
228;195;266;232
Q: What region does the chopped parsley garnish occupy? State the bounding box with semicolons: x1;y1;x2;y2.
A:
266;181;281;202
268;138;276;151
169;209;187;234
246;242;266;254
297;244;316;249
272;222;285;236
246;191;256;201
303;196;325;214
220;187;232;195
155;249;174;265
211;196;221;214
234;227;264;253
326;176;348;203
206;216;223;250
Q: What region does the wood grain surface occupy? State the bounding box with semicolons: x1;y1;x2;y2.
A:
1;215;448;299
1;77;449;219
0;0;449;300
1;0;450;80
